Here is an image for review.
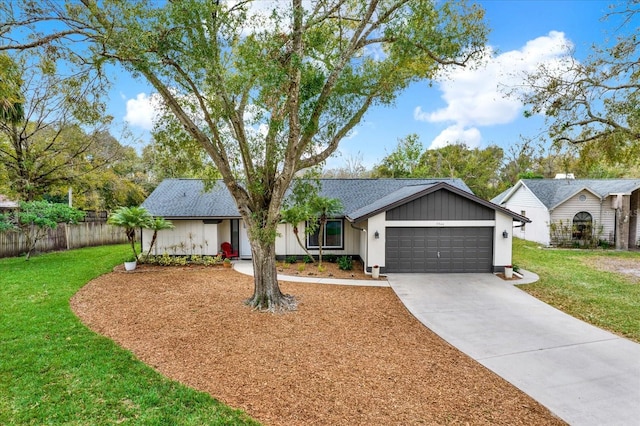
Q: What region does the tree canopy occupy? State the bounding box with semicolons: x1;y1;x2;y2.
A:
0;52;146;206
519;1;639;161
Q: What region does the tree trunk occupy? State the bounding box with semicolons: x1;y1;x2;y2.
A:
293;226;315;264
127;228;138;258
146;231;158;257
245;238;297;312
318;216;326;266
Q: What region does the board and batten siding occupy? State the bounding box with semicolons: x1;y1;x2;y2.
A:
275;221;361;257
386;189;494;221
142;219;222;256
550;190;614;242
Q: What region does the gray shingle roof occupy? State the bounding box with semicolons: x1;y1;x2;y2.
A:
141;179;240;218
142;178;472;219
519;179;640;209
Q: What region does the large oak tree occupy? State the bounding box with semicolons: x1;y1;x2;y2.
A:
1;0;488;310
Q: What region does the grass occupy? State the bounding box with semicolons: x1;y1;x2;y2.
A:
513;238;640;342
0;245;259;425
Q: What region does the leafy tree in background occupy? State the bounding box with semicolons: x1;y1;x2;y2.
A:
417;143;504;199
0;201;85;260
519;1;639;162
373;134;423;178
0;0;488;310
321;152;370;178
0;53;23;124
0;53;117;202
146;115;221;184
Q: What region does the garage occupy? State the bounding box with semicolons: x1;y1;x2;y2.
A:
385;227;493;273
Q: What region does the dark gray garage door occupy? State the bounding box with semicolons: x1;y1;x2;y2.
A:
385;227;493;273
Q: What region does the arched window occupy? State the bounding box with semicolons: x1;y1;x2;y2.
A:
573;212;593;240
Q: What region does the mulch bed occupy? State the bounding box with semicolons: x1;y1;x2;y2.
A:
71;266;564;425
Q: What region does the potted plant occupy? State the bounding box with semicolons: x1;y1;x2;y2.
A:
108;206;152;271
223;258;232;268
372;264;380;279
124;254;138;271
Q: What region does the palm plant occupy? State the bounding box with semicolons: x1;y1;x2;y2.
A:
107;206;152;260
145;216;174;257
280;205;315;264
309;196;343;266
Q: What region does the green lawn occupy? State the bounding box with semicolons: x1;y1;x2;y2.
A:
514;238;640;342
0;245;258;425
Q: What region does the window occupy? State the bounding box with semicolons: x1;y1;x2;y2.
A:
573;211;593;240
307;219;344;249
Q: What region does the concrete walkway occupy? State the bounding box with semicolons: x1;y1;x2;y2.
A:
387;271;640;426
232;260;390;287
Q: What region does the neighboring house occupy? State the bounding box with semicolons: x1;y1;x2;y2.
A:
493;178;640;249
0;194;19;211
141;178;529;273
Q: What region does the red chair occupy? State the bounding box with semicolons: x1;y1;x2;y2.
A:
221;242;238;259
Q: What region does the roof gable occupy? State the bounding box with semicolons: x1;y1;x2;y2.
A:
513;179;640;210
347;182;529;223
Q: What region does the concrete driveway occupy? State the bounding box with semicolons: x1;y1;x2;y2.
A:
387;272;640;426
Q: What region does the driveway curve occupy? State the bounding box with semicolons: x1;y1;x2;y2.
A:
387;271;640;426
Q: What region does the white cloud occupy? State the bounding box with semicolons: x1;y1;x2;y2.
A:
124;93;161;131
429;125;481;150
416;31;574;149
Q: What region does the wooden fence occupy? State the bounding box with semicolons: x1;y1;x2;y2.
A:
0;221;128;259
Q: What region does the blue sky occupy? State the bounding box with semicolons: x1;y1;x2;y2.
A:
113;1;615;169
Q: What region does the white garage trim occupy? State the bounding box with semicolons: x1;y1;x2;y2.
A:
385;220;496;227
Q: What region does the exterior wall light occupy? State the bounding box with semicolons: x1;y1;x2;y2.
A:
374;231;380;239
502;230;509;238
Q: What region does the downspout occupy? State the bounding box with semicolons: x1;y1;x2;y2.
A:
350;223;371;276
599;198;604;243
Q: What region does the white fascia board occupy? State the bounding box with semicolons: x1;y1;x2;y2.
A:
385;220;496;227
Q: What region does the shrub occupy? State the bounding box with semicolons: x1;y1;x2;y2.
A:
303;255;314;264
324;254;337;263
337;255;353;271
286;256;298;264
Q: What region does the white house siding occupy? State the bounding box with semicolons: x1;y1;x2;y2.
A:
550;190;612;242
275;221;362;258
368;213;386;268
142;219;221;256
601;196;619;243
501;184;550;245
494;212;514;267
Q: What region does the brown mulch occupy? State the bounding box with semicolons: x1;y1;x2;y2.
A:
71;265;565;426
276;259;375;280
